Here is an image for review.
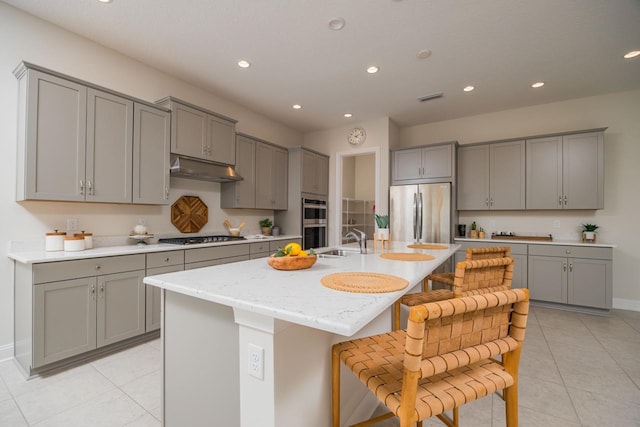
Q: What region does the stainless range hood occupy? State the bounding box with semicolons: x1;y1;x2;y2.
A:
170;155;243;183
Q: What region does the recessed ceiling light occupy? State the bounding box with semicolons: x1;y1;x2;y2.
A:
292;104;302;110
463;85;475;92
344;113;353;118
97;0;112;3
416;49;432;60
531;81;545;88
328;17;346;30
367;66;379;74
624;50;640;59
237;60;251;68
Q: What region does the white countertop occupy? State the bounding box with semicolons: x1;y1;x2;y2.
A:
7;235;301;264
454;237;616;248
144;241;459;337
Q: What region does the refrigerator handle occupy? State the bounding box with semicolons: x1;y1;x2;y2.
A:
418;192;424;241
412;192;418;240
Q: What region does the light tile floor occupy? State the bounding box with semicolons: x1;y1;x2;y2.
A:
1;307;639;426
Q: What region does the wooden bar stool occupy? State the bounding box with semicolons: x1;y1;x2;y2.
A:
332;289;530;427
393;255;514;330
427;246;511;289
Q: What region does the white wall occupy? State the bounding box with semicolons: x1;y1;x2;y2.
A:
399;90;640;310
0;4;303;353
304;118;391;246
354;155;375;200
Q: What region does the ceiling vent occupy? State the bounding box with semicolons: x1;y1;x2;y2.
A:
417;92;444;102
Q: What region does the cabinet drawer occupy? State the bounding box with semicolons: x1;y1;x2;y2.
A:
184;244;250;264
33;254;145;284
455;240;527;256
185;254;251;270
250;242;270;254
147;251;184;269
528;245;612;260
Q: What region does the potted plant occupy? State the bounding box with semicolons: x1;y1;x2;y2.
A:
469;221;479;239
259;218;273;235
375;212;390;241
582;223;599;242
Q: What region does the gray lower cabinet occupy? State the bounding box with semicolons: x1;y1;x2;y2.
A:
454;241;527;289
145;251;185;332
185;244;251;270
249;239;301;259
528;245;612;309
526;131;604;209
392;143;454;184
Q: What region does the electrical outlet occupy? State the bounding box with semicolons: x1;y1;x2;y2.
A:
553;220;561;228
248;344;264;380
67;218;79;231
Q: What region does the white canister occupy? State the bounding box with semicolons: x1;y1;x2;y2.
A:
74;232;93;249
64;236;85;252
45;231;66;251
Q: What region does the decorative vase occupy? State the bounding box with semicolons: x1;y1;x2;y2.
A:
478;231;486;239
469;230;479;239
261;227;271;236
377;228;390;241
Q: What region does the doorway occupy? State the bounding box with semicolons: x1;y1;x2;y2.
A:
334;148;380;246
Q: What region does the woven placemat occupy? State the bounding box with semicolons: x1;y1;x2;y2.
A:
321;272;409;293
407;244;449;250
380;252;435;261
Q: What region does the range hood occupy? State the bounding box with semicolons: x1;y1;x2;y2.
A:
170;155;243;183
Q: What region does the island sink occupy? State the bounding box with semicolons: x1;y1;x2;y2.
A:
316;248;360;257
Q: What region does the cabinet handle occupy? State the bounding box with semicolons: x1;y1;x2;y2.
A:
91;284;95;300
565;250;571;254
485;198;489;206
87;180;93;195
558;195;562;206
490;198;494;206
100;283;104;298
569;263;573;272
564;195;568;205
563;262;567;272
165;187;169;200
165;257;170;262
80;180;84;195
95;265;101;270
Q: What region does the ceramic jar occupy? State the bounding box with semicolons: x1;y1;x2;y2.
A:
45;230;66;251
64;236;85;252
74;231;93;249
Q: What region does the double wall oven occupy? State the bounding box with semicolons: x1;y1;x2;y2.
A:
302;196;327;249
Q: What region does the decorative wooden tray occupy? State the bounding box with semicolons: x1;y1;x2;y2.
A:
171;195;208;233
491;234;552;241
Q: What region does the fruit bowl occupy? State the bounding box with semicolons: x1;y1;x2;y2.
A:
267;254;317;270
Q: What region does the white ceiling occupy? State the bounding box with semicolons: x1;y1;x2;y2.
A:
4;0;640;132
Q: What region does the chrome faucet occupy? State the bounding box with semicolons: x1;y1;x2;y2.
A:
344;228;367;254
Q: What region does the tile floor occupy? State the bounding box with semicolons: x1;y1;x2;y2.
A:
1;306;640;426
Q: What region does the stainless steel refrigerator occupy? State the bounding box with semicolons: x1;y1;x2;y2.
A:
389;183;452;243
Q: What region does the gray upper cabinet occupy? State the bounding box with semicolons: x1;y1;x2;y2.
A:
458;140;525;210
256;142;288;209
86;88;134;203
18;69;88;202
302;150;329;196
526;131;604;209
159;97;236;165
221;135;287;210
392;143;454;184
14;63;171;205
133;103;171;204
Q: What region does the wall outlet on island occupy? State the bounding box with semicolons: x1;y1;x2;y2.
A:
553;220;561;228
248;343;264;380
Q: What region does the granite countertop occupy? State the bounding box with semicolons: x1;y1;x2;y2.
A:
144;241;460;337
8;234;301;264
454;237;616;248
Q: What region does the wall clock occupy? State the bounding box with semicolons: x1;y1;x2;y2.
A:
347;127;366;146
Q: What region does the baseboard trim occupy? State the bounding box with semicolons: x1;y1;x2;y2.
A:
0;343;14;362
613;298;640;312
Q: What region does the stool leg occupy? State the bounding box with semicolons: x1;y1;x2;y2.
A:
393;300;401;330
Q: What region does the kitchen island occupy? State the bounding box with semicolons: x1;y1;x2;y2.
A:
144;241;458;427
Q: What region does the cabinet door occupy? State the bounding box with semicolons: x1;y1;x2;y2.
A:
271;145;289;209
528;255;567;303
34;278;97;367
315;153;329;196
392;148;422;182
133;103;170;204
490;140;525;210
302;150;317;194
526;136;563;209
86;89;133;203
207;115;236;165
24;70;87;201
146;265;184;332
568;258;610;309
510;253;527;289
255;142;274;209
171;102;207;159
457;145;489;210
563;132;604;209
96;270;145;348
421;144;452;179
221;135;256;208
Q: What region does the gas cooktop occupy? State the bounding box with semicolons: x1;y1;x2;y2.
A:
158;235;246;245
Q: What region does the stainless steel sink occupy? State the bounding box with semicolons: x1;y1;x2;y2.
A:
316;248;360;257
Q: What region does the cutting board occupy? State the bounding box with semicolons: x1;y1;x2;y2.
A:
171;195;208;233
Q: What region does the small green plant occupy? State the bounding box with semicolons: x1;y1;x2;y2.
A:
259;218;273;228
471;221;477;231
582;223;599;232
375;214;389;229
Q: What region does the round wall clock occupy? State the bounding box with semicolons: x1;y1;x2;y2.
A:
347;127;366;146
